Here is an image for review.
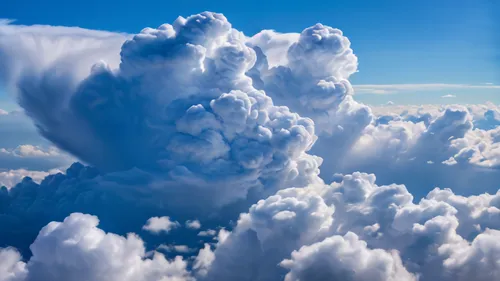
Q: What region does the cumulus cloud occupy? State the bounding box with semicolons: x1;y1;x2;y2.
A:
143;216;180;234
323;104;500;197
280;232;416;281
247;30;299;67
7;213;193;281
1;10;500;281
185;220;202;230
0;247;26;281
205;172;500;281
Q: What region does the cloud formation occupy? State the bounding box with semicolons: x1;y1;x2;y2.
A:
0;11;500;281
2;213;193;281
143;216;180;234
205;172;500;281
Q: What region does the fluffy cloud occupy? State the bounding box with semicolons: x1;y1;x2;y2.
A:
0;13;321;259
185;220;202;230
5;213;193;281
143;216;180;234
324;104;500;197
205;172;500;281
0;248;26;281
248;23;365;135
3;12;319;213
281;232;416;281
198;229;217;237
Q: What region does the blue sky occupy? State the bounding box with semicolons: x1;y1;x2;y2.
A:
1;0;499;105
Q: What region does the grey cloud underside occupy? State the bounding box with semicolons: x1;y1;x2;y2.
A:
0;11;500;281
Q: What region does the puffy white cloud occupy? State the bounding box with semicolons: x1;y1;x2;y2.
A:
280;232;416;281
11;213;193;281
143;216;180;234
193;243;215;278
248;24;365;136
185;220;202;230
205;171;500;281
247;30;299;67
0;248;26;281
323;104;500;197
439;229;500;281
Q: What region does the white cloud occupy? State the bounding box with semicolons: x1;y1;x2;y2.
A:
247;30;299;67
0;168;61;188
198;229;217;237
1;12;320;213
193;244;215;277
185;220;201;230
142;216;180;234
441;94;456;98
281;232;416;281
14;213;193;281
207;172;500;281
0;145;62;158
0;247;26;281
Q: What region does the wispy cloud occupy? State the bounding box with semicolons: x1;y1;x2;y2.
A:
0;19;16;25
353;83;500;95
441;94;456;98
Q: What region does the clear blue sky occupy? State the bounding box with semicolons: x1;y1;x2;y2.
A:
1;0;499;105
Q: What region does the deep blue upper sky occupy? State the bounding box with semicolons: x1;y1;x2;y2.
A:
1;0;499;105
